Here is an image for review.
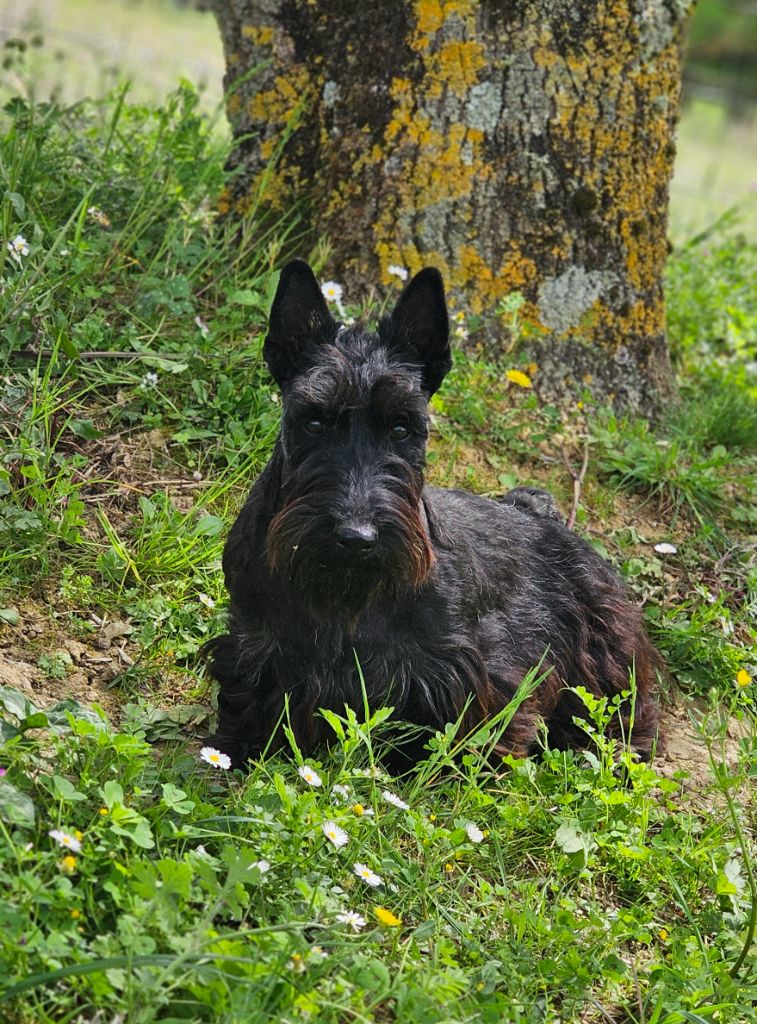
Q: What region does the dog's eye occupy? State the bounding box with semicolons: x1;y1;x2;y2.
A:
305;418;328;435
389;423;410;441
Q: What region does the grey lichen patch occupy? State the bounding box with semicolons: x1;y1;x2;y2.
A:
638;0;694;57
503;52;551;131
418;200;456;249
322;81;339;107
537;267;617;333
465;81;501;134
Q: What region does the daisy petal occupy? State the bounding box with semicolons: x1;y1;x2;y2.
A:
466;823;485;844
353;862;382;887
322;820;349;848
200;746;232;770
298;765;323;787
382;790;410;810
49;829;82;853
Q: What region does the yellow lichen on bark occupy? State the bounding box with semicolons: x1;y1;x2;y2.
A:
374;0;489;287
427;40;486;98
241;24;274;45
248;67;311;131
415;0;478;39
213;0;686;406
535;6;682;351
498;249;539;292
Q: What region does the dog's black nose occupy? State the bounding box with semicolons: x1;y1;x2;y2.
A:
335;522;378;553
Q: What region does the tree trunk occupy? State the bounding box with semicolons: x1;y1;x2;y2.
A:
211;1;692;411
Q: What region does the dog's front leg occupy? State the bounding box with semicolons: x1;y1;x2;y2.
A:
205;633;275;769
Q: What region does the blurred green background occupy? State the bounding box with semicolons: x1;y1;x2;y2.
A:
1;0;755;241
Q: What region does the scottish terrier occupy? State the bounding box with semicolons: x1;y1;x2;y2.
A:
207;260;661;768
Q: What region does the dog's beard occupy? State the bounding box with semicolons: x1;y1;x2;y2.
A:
266;470;434;615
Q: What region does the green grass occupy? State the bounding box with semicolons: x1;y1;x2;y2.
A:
2;0;225;110
0;32;755;1024
0;687;754;1023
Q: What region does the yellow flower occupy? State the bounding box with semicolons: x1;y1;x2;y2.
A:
429;814;437;822
374;907;402;927
505;369;532;389
61;855;77;874
352;803;364;816
74;830;83;841
444;862;454;874
99;807;108;816
658;928;668;942
736;669;751;688
70;909;81;920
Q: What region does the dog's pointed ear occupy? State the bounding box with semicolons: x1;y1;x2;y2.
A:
264;260;337;386
382;267;451;395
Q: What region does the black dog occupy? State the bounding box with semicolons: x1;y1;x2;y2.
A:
207;260;661;767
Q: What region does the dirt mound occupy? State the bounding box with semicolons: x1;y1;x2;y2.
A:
0;619;124;722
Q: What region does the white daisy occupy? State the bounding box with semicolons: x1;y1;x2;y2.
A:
353;862;382;887
198;593;216;609
336;909;366;931
141;372;159;388
7;234;29;262
321;280;343;304
382;790;409;811
387;264;408;282
322;820;349;848
653;542;677;555
298;764;323;787
200;746;231;770
332;783;351;800
49;829;82;853
321;280;345;317
194;315;210;337
466;823;485;844
249;859;271;874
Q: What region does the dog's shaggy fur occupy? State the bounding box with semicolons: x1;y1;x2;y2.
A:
207;261;662;767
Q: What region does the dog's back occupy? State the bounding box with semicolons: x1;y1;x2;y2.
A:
423;486;661;758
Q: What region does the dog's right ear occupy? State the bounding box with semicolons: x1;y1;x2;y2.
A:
264;260;337;387
381;267;451;396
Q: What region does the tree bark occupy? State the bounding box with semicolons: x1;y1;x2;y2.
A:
211;0;693;411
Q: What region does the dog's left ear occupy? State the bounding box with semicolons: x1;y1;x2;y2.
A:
381;267;451;395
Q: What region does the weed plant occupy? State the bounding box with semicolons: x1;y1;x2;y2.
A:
0;684;755;1022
